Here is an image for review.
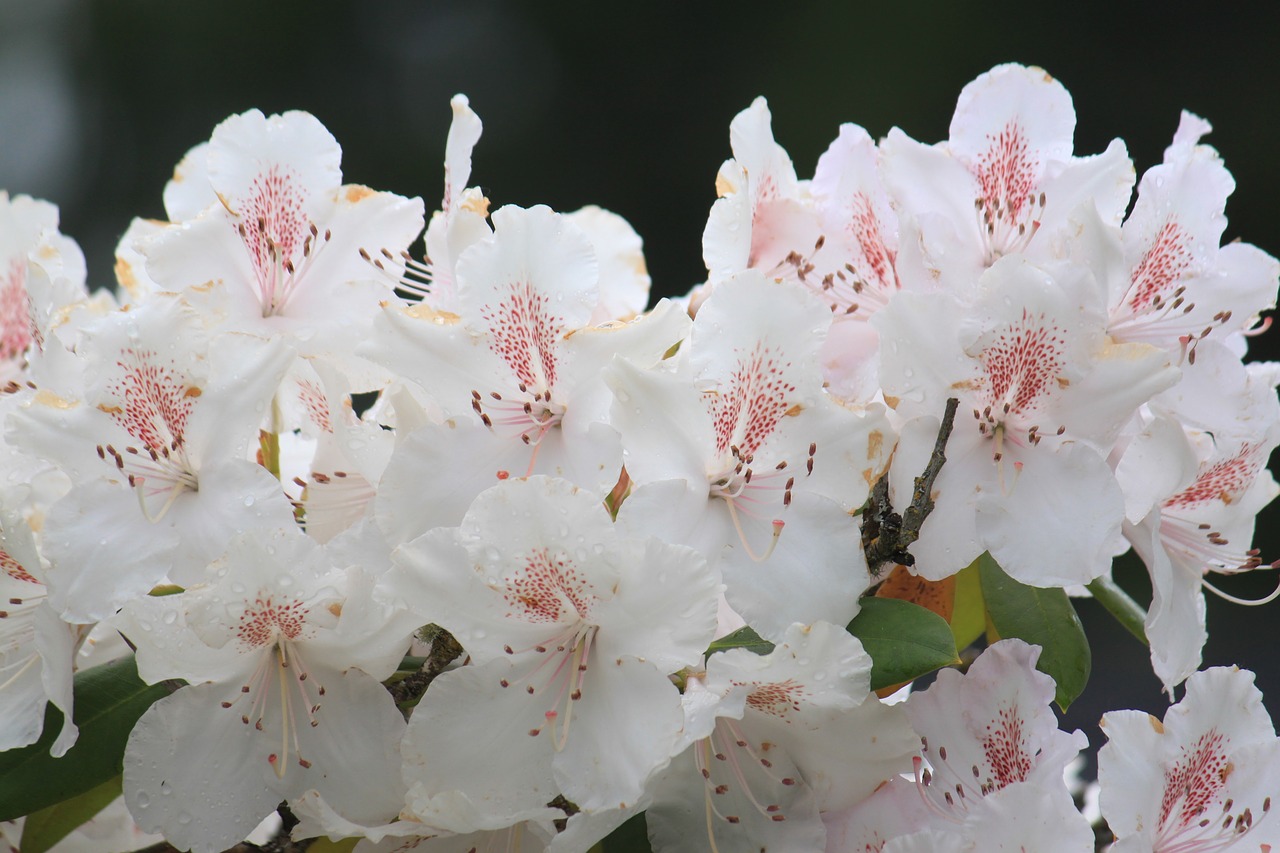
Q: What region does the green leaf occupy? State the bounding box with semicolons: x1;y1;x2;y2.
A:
978;553;1091;711
949;557;986;650
705;626;775;657
847;597;960;691
0;655;171;820
19;775;122;853
597;812;651;852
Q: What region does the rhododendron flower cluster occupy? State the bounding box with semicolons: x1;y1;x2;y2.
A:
0;65;1276;853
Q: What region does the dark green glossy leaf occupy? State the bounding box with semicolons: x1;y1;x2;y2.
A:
596;812;650;852
0;655;170;820
19;775;122;853
705;626;775;657
847;597;959;691
979;552;1091;711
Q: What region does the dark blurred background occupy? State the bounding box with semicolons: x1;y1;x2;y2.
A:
4;1;1280;762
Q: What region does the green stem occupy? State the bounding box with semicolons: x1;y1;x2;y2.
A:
1086;576;1149;645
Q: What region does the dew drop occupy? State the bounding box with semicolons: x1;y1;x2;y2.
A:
231;582;246;594
615;389;631;403
813;670;827;681
177;812;192;825
162;610;178;625
243;495;255;507
136;792;151;808
159;780;173;795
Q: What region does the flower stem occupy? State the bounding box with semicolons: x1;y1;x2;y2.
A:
1086;576;1148;645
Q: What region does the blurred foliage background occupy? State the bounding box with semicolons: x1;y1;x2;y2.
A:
3;0;1280;765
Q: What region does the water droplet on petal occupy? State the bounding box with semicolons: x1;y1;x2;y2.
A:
159;780;173;794
243;495;255;507
136;792;151;808
162;610;178;625
615;389;631;403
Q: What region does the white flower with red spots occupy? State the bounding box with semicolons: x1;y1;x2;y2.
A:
880;63;1133;293
701;100;900;400
114;525;416;853
1115;342;1280;693
901;640;1089;841
366;203;689;503
1099;666;1280;852
139;109;425;374
0;499;80;757
1094;111;1278;357
383;475;719;824
875;256;1178;585
646;622;915;853
0;191;89;384
608;271;891;639
9;295;297;621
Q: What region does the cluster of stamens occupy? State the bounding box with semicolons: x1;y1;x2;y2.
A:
289;469;375;537
693;719;799;853
499;623;597;752
1156;789;1271;852
470;384;565;474
219;640;326;778
96;439;198;523
975;191;1045;264
710;442;815;562
241;217;331;318
359;245;433;301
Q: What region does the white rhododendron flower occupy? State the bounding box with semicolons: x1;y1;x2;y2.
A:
114;526;416;853
646;621;915;853
11;294;297;621
1100;666;1280;852
610;271;890;638
386;475;719;822
877;256;1179;585
881;63;1132;290
141;109;425;375
0;60;1276;853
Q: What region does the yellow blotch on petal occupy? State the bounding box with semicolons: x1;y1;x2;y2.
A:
867;429;883;461
344;185;375;203
184;386;202;398
327;602;343;618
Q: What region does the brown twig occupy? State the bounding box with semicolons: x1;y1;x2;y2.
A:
862;397;959;576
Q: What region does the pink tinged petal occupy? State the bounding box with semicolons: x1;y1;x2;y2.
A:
726;98;800;213
401;660;559;823
811;123;901;306
1101;667;1280;852
907;639;1087;816
457;204;598;350
949;64;1075;187
821;777;932;853
954;782;1095;853
645;738;824;853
